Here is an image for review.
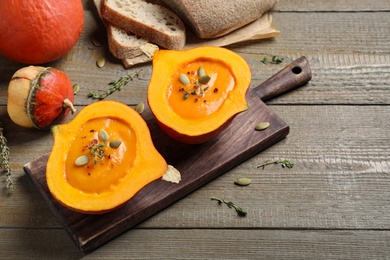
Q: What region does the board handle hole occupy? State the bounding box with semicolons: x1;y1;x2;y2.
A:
292;66;302;74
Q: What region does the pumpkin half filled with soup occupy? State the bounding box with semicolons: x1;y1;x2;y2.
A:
148;46;251;144
46;100;167;214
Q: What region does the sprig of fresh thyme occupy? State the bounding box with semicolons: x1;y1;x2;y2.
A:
88;140;106;165
211;197;247;216
88;69;142;99
261;56;284;65
0;122;14;190
257;159;294;170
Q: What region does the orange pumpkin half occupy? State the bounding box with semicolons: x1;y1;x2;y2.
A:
46;100;167;214
148;46;251;144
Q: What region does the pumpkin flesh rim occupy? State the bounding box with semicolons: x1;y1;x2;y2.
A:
148;46;251;137
46;101;167;213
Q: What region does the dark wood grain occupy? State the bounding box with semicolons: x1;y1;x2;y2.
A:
253;56;312;101
24;89;289;253
22;56;311;253
3;1;389;258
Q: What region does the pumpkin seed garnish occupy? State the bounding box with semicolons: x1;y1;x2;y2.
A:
197;66;206;77
75;155;90;166
73;84;80;95
179;65;212;100
179;73;190;85
109;139;122;149
235;177;252;186
198;75;211;85
255;121;270;131
135;102;145;114
97;57;105;68
99;129;109;142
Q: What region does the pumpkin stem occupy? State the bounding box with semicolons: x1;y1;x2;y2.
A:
63;98;76;114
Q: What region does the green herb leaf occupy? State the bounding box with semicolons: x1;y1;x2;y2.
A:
261;56;284;65
211;197;247;216
88;69;142;100
257;159;294;169
88;140;106;165
0;122;14;190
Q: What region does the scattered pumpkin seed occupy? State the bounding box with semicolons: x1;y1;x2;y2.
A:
235;177;252;186
197;66;206;77
99;129;109;141
75;155;89;166
97;57;105;68
255;121;270;131
109;139;122;149
73;84;80;95
92;37;101;47
198;75;211;85
179;73;190;85
136;102;145;114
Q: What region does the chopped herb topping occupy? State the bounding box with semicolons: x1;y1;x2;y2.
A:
179;66;214;100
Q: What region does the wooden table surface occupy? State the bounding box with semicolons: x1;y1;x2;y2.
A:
1;0;389;259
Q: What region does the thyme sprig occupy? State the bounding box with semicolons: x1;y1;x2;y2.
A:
88;140;106;165
211;197;247;216
0;122;14;190
261;56;284;65
257;159;294;170
88;69;142;99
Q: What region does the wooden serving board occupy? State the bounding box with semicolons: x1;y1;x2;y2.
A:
24;57;311;254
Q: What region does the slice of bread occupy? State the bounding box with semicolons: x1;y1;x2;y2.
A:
107;25;148;59
94;0;158;60
101;0;186;50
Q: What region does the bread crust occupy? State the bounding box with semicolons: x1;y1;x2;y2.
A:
161;0;277;39
101;0;186;49
107;25;146;59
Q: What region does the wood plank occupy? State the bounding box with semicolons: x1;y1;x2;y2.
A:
23;88;290;253
1;229;389;259
1;1;389;259
2;105;389;230
1;12;389;107
137;106;390;229
273;0;390;12
237;12;390;105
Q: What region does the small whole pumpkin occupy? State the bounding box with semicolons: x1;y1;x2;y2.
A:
148;46;251;144
0;0;84;64
7;66;76;129
46;100;167;214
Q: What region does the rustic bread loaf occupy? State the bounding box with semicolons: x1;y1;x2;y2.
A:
101;0;186;50
160;0;278;39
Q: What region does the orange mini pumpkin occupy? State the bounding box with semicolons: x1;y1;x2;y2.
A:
148;46;251;144
0;0;84;64
7;66;76;129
